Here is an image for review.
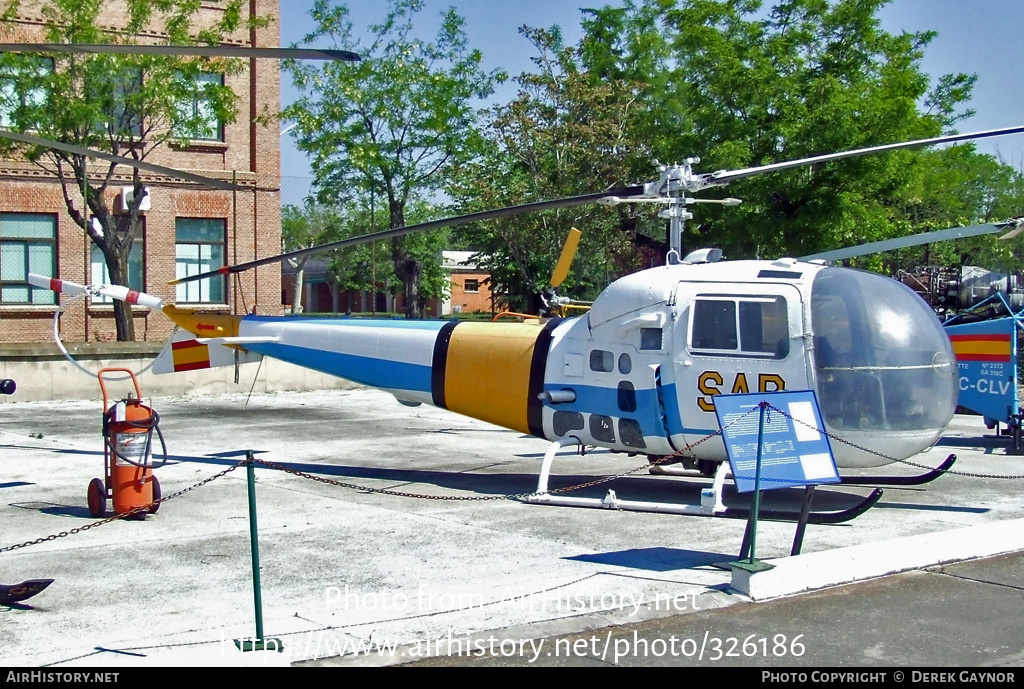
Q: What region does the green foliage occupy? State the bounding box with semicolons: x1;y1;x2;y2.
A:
282;198;450;312
886;147;1024;273
449;26;658;312
284;0;502;318
0;0;263;340
650;0;956;258
470;0;1023;283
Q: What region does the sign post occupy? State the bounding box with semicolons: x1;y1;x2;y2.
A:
713;391;840;568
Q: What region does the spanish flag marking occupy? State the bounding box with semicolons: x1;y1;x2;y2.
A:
170;339;212;372
949;333;1012;362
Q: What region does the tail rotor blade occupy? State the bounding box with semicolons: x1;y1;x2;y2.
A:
550;228;582;289
27;273;163;309
27;273;86;296
96;285;164;309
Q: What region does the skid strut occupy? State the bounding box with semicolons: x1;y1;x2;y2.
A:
527;437;723;516
527;439;880;524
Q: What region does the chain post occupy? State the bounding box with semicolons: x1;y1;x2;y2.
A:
236;450;282;653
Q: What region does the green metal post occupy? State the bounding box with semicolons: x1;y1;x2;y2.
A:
236;451;282;652
730;402;775;574
246;451;264;642
748;402;766;564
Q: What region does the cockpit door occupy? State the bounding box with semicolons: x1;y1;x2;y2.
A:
669;282;809;459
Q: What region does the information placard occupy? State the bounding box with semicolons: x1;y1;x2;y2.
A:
712;390;839;493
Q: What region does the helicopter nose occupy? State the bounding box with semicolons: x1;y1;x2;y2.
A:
810;267;957;467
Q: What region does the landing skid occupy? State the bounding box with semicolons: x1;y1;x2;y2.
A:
721;489;882;524
839;453;956;486
526;438;879;524
652;453;957;488
0;578;53;605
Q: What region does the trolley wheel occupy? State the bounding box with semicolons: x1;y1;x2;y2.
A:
148;475;161;514
87;478;106;518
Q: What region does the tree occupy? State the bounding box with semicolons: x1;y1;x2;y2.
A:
0;0;260;340
549;0;986;264
450;26;658;312
665;0;980;258
281;202;348;314
285;0;502;318
886;146;1024;274
283;197;450;315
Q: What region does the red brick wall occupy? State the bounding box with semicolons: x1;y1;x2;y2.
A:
449;270;495;314
0;0;282;344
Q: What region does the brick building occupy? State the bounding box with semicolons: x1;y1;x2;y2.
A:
281;250;497;317
441;251;494;315
0;0;282;345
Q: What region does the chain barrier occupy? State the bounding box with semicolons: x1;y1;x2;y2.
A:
253;401;1024;497
0;461;244;555
249;407;756;499
763;401;1024;481
7;399;1023;554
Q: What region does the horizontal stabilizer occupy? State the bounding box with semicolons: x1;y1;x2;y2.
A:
153;330;263;375
196;336;279;346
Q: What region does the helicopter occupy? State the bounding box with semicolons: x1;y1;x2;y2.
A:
7;41;1024;519
26;125;1024;499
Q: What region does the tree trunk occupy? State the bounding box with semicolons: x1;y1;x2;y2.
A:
103;245;135;342
388;199;424;319
288;257;307;315
394;246;423;319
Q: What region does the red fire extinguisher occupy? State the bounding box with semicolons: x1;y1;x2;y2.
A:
88;368;166;518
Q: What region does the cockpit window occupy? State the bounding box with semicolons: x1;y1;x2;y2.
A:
692;300;736;350
690;296;789;358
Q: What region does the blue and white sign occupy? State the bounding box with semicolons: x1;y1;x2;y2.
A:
712;390;840;493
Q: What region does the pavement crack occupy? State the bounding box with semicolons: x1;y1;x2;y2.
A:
930;568;1024;592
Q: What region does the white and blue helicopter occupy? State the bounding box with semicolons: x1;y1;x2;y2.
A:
9;41;1024;522
25;125;1024;524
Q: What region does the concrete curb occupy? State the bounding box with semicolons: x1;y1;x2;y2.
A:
730;517;1024;600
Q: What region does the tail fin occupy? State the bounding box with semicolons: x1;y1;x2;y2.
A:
27;273;266;376
153;330;264;374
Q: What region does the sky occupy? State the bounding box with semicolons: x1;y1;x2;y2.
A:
277;0;1024;204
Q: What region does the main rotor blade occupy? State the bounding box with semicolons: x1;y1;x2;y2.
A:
713;126;1024;185
799;219;1024;263
0;129;246;191
0;43;360;61
171;186;645;285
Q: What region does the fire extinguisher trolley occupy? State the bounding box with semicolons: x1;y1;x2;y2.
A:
88;368;165;518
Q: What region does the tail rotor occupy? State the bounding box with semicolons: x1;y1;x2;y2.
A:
27;273;164;309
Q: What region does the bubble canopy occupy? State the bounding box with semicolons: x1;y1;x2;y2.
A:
810;267;957;466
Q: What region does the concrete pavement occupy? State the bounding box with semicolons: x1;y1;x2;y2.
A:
0;388;1022;667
